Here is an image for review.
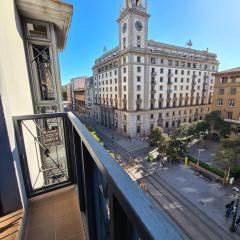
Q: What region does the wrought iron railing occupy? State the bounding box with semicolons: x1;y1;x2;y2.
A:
13;112;186;240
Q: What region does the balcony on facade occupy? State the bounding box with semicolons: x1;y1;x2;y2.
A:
192;80;197;86
167;78;173;85
151;80;157;85
9;112;186;240
151;71;157;77
150;89;156;95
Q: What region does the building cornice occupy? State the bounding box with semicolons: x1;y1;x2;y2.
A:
16;0;73;51
93;46;219;70
148;40;217;58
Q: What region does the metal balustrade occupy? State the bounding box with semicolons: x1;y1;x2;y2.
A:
13;112;186;240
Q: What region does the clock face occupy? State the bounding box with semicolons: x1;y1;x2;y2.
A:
135;21;143;31
122;23;127;33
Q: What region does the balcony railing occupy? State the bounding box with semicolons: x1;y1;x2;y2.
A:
13;112;185;240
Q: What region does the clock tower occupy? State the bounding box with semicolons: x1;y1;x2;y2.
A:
118;0;149;50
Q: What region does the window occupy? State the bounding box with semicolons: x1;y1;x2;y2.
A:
181;70;184;75
137;94;141;99
123;86;126;91
137;85;141;91
137;76;141;82
151;58;156;64
124;125;127;132
217;99;223;106
175;69;178;74
160;77;163;82
230;88;236;95
30;44;55;101
137;36;141;48
228;99;235;107
137;125;141;133
114;70;117;76
124;114;127;120
221;77;228;83
115;78;117;83
137;115;140;121
123;76;127;82
137;56;141;63
137;66;141;73
123;67;126;74
150;114;154;119
226;112;233;120
219;88;224;95
160;68;164;74
160;86;163;91
123;37;126;49
123;57;126;64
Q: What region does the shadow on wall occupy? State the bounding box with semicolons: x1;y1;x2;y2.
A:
0;96;22;216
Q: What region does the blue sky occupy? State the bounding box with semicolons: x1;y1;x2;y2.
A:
60;0;240;85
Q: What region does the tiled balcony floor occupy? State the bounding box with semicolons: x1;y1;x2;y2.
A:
24;186;86;240
0;209;23;240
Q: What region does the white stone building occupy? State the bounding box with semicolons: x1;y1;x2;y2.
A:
92;0;219;137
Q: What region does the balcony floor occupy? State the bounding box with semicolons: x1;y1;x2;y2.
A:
24;186;86;240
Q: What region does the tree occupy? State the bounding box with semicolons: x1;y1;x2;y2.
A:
215;149;237;183
214;137;240;182
175;123;191;139
148;128;165;147
205;111;231;137
193;121;209;138
166;137;187;160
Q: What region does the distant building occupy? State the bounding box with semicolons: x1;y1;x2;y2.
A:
92;0;219;137
212;67;240;134
65;76;88;114
85;77;94;118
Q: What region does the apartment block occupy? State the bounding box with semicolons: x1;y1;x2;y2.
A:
212;67;240;133
92;0;219;137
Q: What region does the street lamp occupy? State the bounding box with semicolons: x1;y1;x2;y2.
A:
197;149;206;166
230;187;240;232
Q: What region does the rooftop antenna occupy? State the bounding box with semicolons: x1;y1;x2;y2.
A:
186;39;192;48
103;46;107;53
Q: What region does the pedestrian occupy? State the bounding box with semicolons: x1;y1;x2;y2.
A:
226;200;235;218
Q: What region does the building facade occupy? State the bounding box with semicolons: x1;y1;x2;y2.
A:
92;0;219;137
85;77;94;118
69;76;87;111
212;67;240;134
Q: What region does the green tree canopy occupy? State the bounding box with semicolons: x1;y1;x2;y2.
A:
148;128;166;147
205;111;231;137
